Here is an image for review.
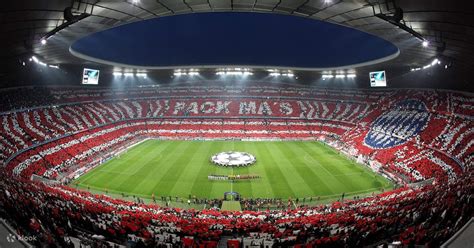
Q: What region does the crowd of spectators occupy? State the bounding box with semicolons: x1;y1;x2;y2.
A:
0;87;54;112
0;169;472;247
0;84;473;246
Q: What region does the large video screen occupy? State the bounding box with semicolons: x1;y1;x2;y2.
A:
82;68;100;85
369;71;387;87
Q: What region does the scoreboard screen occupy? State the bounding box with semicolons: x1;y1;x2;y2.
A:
370;71;387;87
82;68;100;85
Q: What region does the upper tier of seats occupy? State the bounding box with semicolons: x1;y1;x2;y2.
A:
0;84;386;112
2;84;472;116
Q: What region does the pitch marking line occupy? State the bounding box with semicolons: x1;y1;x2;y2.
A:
333;172;364;176
304;154;363;177
95;170;137;176
97;155;163;176
110;154;163;175
303;154;334;176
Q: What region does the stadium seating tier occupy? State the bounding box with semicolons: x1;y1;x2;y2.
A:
0;84;472;247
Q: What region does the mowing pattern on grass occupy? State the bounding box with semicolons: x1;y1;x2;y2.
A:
73;140;393;199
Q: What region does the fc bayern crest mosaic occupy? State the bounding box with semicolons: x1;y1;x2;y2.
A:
364;99;430;149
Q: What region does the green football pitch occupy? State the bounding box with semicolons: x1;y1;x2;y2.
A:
73;140;393;200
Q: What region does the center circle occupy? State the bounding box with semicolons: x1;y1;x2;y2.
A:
211;151;256;167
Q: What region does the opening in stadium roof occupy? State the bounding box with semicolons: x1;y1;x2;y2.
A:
70;12;399;70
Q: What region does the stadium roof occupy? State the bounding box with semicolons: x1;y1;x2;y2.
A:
69;12;400;69
0;0;473;89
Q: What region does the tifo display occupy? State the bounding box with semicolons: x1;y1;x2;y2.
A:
0;84;472;248
210;151;256;167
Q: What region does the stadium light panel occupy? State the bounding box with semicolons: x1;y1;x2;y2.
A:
335;74;346;78
174;69;199;76
124;72;134;76
431;58;440;66
322;75;334;79
31;56;50;67
217;68;252;76
113;72;123;76
270;70;293;77
347;74;356;78
412;58;442;72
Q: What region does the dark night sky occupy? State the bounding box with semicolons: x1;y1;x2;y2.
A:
71;12;399;68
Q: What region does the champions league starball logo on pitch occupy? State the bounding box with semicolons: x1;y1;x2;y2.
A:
211;151;256;167
364;99;430;149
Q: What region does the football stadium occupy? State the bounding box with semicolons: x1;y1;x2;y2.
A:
0;1;473;247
